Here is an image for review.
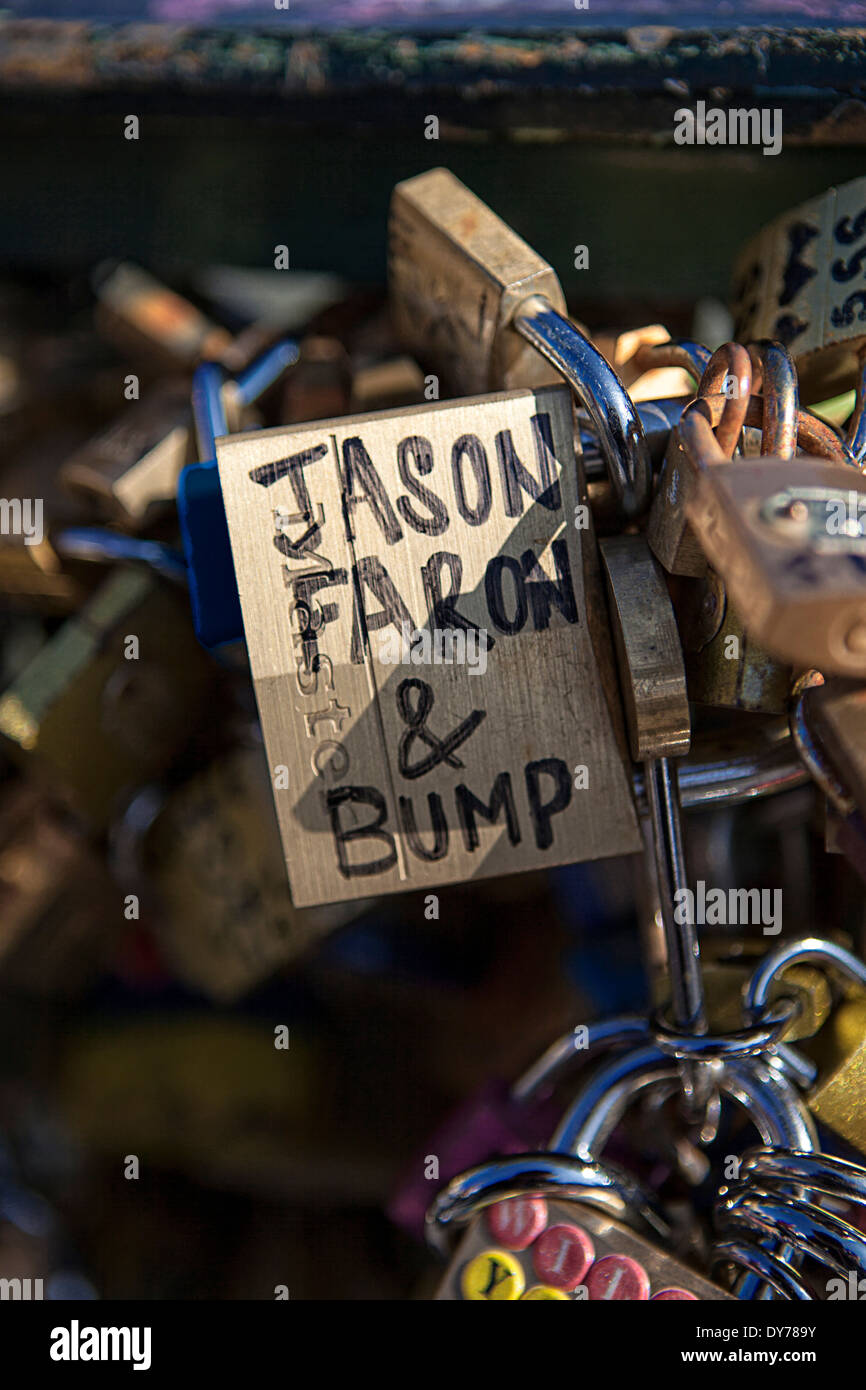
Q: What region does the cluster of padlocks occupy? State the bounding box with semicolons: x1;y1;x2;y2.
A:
4;166;866;1302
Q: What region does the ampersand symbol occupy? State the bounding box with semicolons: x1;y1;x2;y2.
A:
396;678;486;780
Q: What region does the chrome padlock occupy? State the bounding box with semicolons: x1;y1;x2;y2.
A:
429;1024;815;1299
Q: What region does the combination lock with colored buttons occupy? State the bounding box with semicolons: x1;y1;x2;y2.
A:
437;1196;732;1302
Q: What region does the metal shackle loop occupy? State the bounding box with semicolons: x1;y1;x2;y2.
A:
711;1240;813;1300
510;1015;650;1105
549;1044;816;1162
747;339;799;459
745;935;866;1021
789;671;855;818
678;391;852;476
712;1146;866;1299
512;294;652;517
716;1190;866;1282
631;337;712;384
697;342;753;456
651;999;799;1062
736;1147;866;1208
423;1151;669;1254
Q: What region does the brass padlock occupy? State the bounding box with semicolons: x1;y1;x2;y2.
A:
801;675;866;814
282;335;352;424
349;355;426;414
808;991;866;1154
61;379;195;530
389;167;650;515
697;954;832;1045
681;340;798;714
0;422;89;614
794;671;866;882
94;261;233;370
0;779;120;996
598;535;690;764
647;341;752;577
743;937;866;1156
0;567;214;829
389;167;570;397
136;741;368;1001
217;383;641;906
673;391;866;677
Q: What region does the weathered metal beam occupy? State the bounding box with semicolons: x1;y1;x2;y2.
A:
0;22;864;149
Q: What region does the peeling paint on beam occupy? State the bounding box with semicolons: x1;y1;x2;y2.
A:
0;22;864;147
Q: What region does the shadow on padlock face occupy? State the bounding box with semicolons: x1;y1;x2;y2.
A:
225;384;643;911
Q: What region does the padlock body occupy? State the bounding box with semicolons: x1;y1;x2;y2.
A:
686;457;866;677
731;177;866;402
437;1194;733;1299
808;996;866;1155
647;430;709;577
389;168;567;395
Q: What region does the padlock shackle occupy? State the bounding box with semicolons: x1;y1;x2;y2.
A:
717;1190;866;1281
698;342;752;456
713;1146;866;1299
736;1147;866;1207
424;1151;669;1253
631;338;712;383
845;341;866;466
678;391;853;476
745;935;866;1018
512;294;652;517
551;1046;817;1160
511;1015;650;1104
711;1238;813;1300
747;339;799;459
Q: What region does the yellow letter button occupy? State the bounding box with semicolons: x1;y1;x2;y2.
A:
461;1249;525;1300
